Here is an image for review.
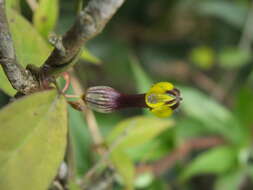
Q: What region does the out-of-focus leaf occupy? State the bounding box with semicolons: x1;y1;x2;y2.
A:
218;48;251;69
95;113;124;136
180;146;237;181
69;181;82;190
181;87;246;144
106;116;174;149
111;150;135;189
0;91;9;108
146;178;168;190
0;9;51;95
247;166;253;182
68;106;92;176
175;117;212;144
6;0;20;10
107;116;173;189
0;90;67;190
80;48;102;65
134;172;154;189
0;73;16;96
33;0;59;38
234;87;253;128
249;70;253;84
189;46;215;69
130;56;153;115
130;56;153;93
196;1;247;28
214;170;245;190
126;139;171;162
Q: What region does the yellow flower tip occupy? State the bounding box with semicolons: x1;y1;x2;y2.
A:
145;82;182;118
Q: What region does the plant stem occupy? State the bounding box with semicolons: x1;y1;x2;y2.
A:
0;0;38;94
40;0;126;79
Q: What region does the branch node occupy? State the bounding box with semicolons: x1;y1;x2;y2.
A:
49;35;66;56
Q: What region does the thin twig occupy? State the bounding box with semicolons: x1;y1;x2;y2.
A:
26;0;38;12
220;2;253;105
80;116;138;188
70;71;104;149
239;1;253;51
40;0;125;78
0;0;38;94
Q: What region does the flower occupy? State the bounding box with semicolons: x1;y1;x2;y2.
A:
82;82;182;117
145;82;182;117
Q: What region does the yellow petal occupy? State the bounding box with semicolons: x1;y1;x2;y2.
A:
145;82;175;108
150;105;173;118
149;82;174;94
145;92;174;108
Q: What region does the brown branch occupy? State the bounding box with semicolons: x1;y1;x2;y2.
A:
40;0;125;78
137;136;225;176
0;0;38;94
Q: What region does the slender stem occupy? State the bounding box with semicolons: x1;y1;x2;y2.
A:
118;94;147;108
70;71;104;149
0;0;38;94
239;1;253;51
61;72;71;93
40;0;126;78
26;0;38;12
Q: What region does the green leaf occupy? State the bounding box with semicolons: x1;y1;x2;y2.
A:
130;57;153;115
134;172;154;189
196;1;247;28
68;181;82;190
80;48;102;65
130;56;153;93
106;116;174;150
111;150;135;189
218;47;251;69
33;0;59;38
175;117;212;143
181;87;246;144
0;72;16;96
0;9;51;95
6;0;20;10
0;90;67;190
68;106;92;176
126;139;171;162
107;116;173;189
214;170;245;190
8;9;51;68
234;87;253;128
180;146;237;181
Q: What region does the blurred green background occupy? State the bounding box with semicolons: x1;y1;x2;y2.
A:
1;0;253;189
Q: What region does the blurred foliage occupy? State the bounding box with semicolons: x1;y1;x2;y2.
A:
1;0;253;190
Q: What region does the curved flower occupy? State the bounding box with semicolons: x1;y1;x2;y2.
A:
82;82;182;117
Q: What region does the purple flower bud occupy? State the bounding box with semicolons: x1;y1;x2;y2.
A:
83;86;121;113
83;86;148;113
